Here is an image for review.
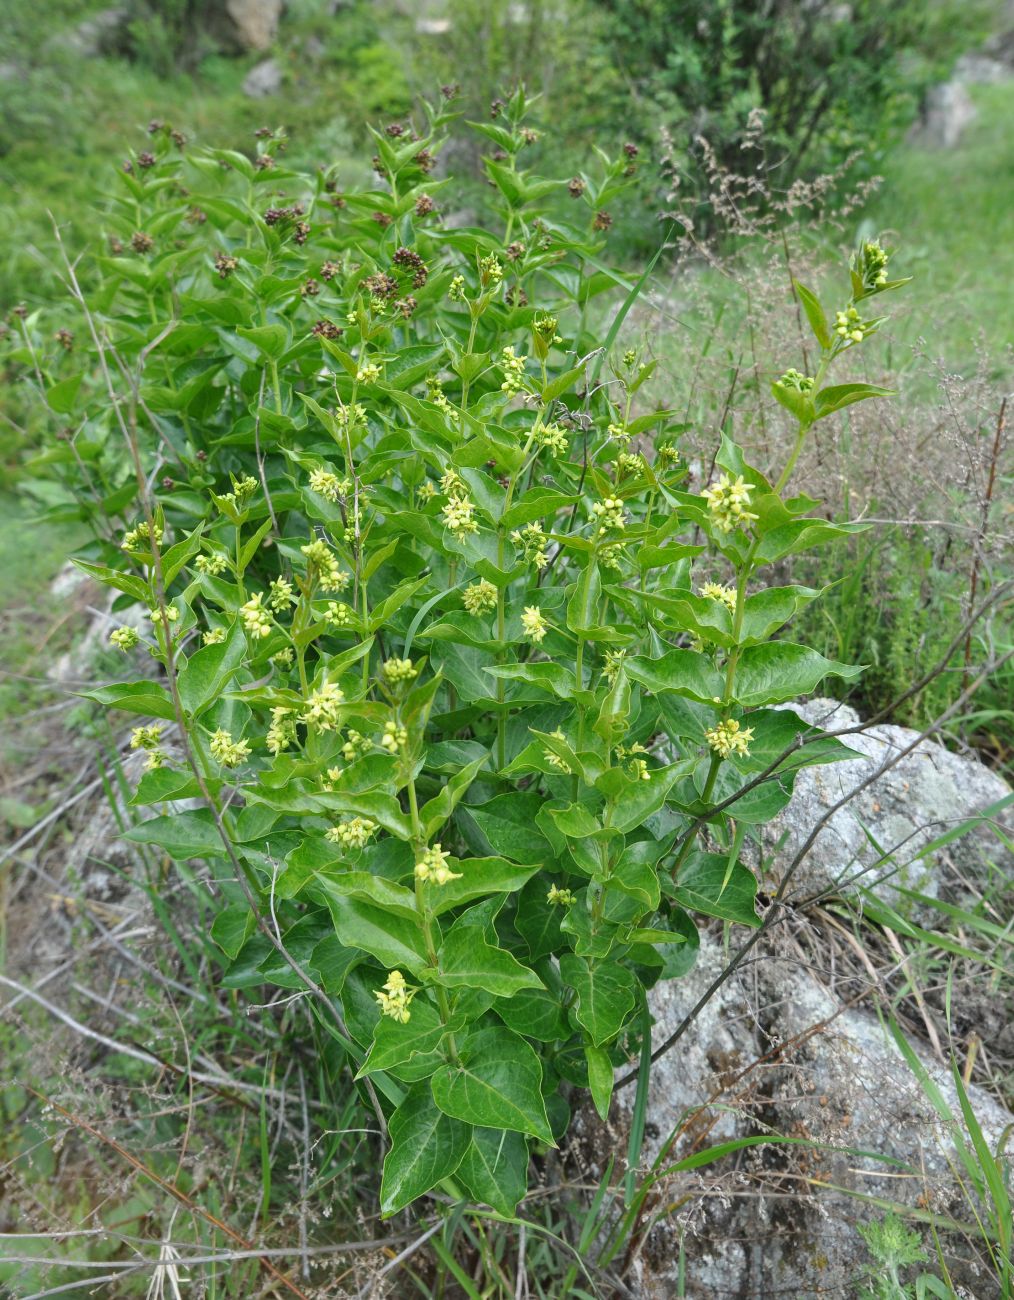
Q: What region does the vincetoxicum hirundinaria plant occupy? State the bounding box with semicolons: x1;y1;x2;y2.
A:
21;87;910;1216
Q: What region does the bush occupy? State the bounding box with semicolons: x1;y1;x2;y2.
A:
21;87;911;1216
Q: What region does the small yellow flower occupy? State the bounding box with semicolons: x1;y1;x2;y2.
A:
130;724;163;751
303;682;345;731
266;707;297;755
209;728;252;767
326;816;377;849
463;579;498;615
203;627;227;645
381;720;408;753
195;552;228;576
414;843;462;885
441;494;479;538
705;718;755;759
110;626;140;651
547;884;575;906
240;592;272;638
701;474;759;535
700;581;738;612
375;969;415;1022
382;657;418;686
521;605;548;644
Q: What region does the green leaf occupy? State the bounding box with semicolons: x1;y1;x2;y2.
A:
626;652;725;705
456;1127;529;1216
485;662;578;700
420;756;488;838
45;373;84;414
560;954;637;1046
236;323;289;359
792;280;831;349
177;622;246;716
124;809;227;861
380;1083;470;1214
359;998;450;1078
431;1025;554;1143
314;871;421;922
437;909;543;999
494;987;569;1042
584;1043;614;1121
814;383;894;419
324;894;429;973
733;643;861;706
79;681;176;721
463;793;552;863
211;903;255;959
426;857;540;917
71;560;150;603
671;852;760;927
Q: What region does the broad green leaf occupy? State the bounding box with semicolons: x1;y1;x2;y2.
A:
431;1024;554;1143
456;1127;529;1216
463;792;552;863
380;1083;470;1214
814;382;894;419
560;954;637;1046
72;560;150;603
420;756;487;838
177;621;246;716
45;373;83;413
79;681;176;721
324;894;429;973
211;903;255;959
670;852;761;927
626;651;725;705
359;999;450;1077
314;871;421;922
236;323;289;359
124;809;227;860
733;642;861;706
494;987;569;1042
426;857;541;917
437;912;543;998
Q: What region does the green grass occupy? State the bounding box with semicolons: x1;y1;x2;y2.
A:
868;80;1014;372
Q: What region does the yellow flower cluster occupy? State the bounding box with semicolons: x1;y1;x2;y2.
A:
511;520;548;569
375;970;414;1023
414;843;461;885
269;578;294;611
356;360;381;384
834;306;869;345
195;552;228;576
209;728;252;767
326;816;377;849
441;494;479;538
705;718;755;758
700;581;738;612
301;539;348;592
591;495;626;535
309;467;349;501
521;605;548;644
303;682;344;731
110;626;140;652
130;724;163;751
500;346;527;394
382;657;418;686
241;592;272;638
448;274;467;301
381;720;408;753
121;519;163;553
325;601;353;626
535;422;569;455
203;627;226;645
266;706;297;755
701;474;758;534
547;884;575;906
341;729;373;762
463;578;498;615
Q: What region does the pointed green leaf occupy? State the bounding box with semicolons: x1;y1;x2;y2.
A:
431;1025;554;1143
380;1084;470;1214
457;1127;529;1215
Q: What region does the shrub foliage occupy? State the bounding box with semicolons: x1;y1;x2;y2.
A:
26;88;908;1214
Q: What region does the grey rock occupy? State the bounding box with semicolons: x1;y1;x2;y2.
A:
225;0;283;51
618;935;1012;1298
56;7;129;57
915;79;978;148
242;56;283;98
759;698;1012;908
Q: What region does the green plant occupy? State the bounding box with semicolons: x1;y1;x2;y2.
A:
25;86;911;1220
